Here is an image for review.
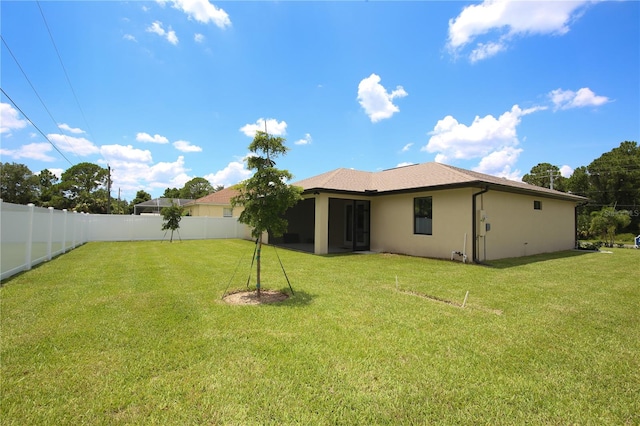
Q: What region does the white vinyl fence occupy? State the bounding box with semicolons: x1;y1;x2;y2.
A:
1;201;252;281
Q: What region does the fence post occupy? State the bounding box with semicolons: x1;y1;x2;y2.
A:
72;212;78;248
80;213;86;244
47;207;54;260
25;203;35;271
62;209;68;253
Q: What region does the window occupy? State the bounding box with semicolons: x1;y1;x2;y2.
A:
534;200;542;210
223;207;233;217
414;196;432;235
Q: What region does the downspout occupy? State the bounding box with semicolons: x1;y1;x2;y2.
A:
472;186;490;263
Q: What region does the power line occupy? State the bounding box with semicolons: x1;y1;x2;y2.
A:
1;34;80;158
36;0;98;146
0;87;73;166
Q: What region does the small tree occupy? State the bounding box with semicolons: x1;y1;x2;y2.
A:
161;200;184;242
589;207;631;247
231;131;303;296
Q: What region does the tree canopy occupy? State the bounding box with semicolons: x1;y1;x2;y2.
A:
232;131;303;239
526;141;640;235
0;162;39;204
58;162;109;213
522;162;566;192
161;200;184;242
231;131;303;295
162;187;181;199
180;177;215;199
131;190;152;206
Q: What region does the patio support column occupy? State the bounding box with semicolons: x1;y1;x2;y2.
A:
314;194;329;254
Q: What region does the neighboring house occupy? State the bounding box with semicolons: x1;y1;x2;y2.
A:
272;162;587;262
133;198;193;215
183;187;240;218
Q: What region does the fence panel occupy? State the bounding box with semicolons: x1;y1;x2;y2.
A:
1;201;251;280
1;202;31;279
1;202;90;280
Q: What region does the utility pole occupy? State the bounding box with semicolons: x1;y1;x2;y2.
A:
117;187;121;214
107;165;112;214
547;169;562;190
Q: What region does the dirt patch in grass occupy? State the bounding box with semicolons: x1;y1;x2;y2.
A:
399;289;503;315
223;290;289;305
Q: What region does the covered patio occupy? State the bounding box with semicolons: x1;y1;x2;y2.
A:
269;195;371;254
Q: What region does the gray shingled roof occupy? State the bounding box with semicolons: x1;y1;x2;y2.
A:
293;162;586;201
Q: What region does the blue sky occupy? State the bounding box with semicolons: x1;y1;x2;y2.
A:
1;0;638;200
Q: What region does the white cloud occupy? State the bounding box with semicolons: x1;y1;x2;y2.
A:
101;144;153;163
1;102;28;134
473;146;523;178
136;132;169;144
146;156;191;189
447;0;593;61
47;134;100;156
0;142;56;162
58;123;85;134
194;33;205;43
424;104;545;177
549;87;610;110
147;155;187;181
173;140;203;152
294;133;312;146
169;0;231;29
560;165;574;178
123;34;137;42
166;31;179;45
240;118;287;137
95;152;190;197
146;21;179;45
397;162;415;167
43;168;63;179
424;105;543;160
204;160;252;187
357;73;407;123
401;142;413;152
469;42;505;63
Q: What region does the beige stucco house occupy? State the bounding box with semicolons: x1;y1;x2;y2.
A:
183;187;241;218
272;162;587;262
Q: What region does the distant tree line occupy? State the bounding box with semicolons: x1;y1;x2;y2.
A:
0;161;222;214
522;141;640;239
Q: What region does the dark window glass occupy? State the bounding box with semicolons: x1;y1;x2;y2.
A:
414;197;432;235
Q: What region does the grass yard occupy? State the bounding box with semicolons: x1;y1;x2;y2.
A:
1;240;638;424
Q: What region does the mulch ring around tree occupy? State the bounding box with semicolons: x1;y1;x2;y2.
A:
223;290;289;305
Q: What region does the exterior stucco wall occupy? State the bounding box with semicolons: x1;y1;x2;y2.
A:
304;187;577;260
184;204;241;218
478;191;576;260
371;188;474;259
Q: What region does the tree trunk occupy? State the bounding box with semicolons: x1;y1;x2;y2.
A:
256;233;262;297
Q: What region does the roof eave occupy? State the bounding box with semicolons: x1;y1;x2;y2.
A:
303;181;587;202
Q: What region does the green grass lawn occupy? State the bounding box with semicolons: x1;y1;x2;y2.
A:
1;240;638;425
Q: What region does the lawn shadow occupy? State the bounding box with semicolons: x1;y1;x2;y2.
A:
485;249;597;269
278;289;315;307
